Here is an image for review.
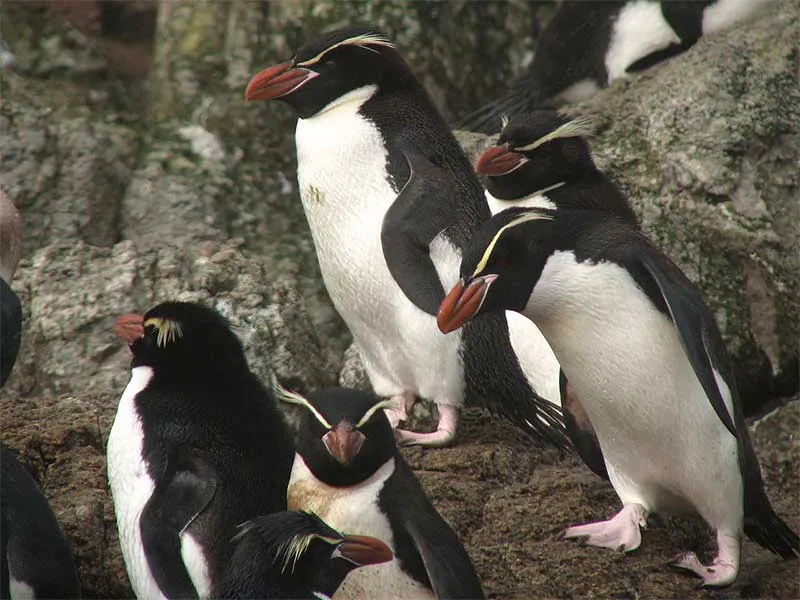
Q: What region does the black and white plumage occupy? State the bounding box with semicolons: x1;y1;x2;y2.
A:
437;207;799;586
220;510;393;600
107;302;295;599
275;383;485;600
460;0;777;133
0;190;22;388
1;443;81;599
475;109;643;479
245;26;566;449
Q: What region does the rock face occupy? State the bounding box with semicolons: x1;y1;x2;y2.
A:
0;1;798;598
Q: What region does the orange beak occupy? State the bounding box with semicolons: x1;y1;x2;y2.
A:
475;143;529;176
322;421;366;465
337;534;393;566
244;61;318;101
437;275;497;333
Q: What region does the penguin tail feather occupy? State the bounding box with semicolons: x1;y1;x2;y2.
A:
743;500;800;560
740;431;799;559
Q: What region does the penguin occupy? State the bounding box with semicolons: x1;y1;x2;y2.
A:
459;0;777;133
220;510;393;599
107;301;295;599
1;442;81;599
245;25;567;449
475;109;642;479
436;206;800;586
0;190;22;388
272;381;485;599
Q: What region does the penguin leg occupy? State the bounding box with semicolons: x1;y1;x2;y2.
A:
561;503;648;552
668;530;740;588
394;404;458;448
384;392;416;429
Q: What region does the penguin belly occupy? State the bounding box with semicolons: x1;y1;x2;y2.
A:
107;367;210;599
702;0;776;35
528;254;742;530
287;456;433;600
485;189;561;405
295;91;464;405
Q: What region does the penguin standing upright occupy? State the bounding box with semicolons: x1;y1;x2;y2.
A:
107;302;295;599
437;207;799;586
245;26;566;448
459;0;778;133
220;510;393;599
1;443;81;599
0;190;22;388
474;109;644;479
273;382;485;600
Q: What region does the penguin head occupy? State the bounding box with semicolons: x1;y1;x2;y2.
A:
438;208;560;333
245;26;413;119
114;302;247;378
476;111;596;200
227;511;392;598
274;382;397;486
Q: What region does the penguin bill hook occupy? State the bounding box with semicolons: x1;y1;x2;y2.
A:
245;61;319;101
437;275;498;334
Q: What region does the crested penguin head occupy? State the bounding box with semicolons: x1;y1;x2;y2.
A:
437;207;564;333
0;189;22;284
274;383;397;487
114;301;248;380
476;111;597;200
245;26;412;119
226;510;392;598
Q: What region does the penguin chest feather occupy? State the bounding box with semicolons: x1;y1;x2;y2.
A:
107;366;167;600
288;455;433;600
526;252;742;526
294;87;464;403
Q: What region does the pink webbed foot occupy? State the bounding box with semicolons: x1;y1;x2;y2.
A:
668;531;740;587
394;403;459;448
562;503;648;552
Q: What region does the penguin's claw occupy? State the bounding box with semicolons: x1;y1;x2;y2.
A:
562;503;647;552
383;393;416;429
394;427;455;448
668;552;738;588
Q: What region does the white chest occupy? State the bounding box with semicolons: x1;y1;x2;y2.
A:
107;367;167;600
294;87;464;403
525;253;738;506
605;0;681;82
107;368;210;598
484;189;556;216
287;455;433;600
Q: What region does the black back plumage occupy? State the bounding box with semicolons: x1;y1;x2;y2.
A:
293;388;486;599
220;511;373;599
1;442;81;599
459;208;799;560
0;278;21;388
126;302;295;596
458;1;716;134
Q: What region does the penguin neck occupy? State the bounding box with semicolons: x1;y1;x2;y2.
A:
305;84;378;121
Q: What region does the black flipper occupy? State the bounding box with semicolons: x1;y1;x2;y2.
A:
636;245;798;559
140;446;218;599
380;459;485;599
0;278;22;388
560;369;609;480
381;150;457;316
636;250;737;438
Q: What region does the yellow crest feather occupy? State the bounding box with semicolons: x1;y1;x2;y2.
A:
143;317;184;348
472;211;555;278
270;373;332;429
297;33;396;67
516;115;595;152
